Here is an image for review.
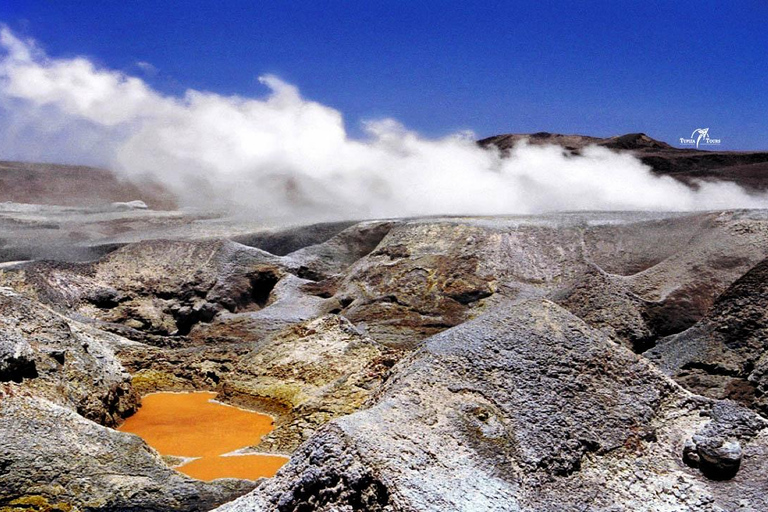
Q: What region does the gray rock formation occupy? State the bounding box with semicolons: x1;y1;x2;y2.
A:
646;256;768;415
0;287;137;425
216;301;768;511
4;209;768;511
0;394;256;510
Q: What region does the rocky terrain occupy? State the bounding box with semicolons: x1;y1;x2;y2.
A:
4;136;768;511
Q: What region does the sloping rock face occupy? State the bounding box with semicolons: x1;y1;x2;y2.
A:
1;239;284;344
216;301;768;512
555;211;768;351
0;287;137;425
646;256;768;415
551;266;652;349
330;217;591;348
219;314;395;454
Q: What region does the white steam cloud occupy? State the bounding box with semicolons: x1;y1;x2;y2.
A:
1;27;765;221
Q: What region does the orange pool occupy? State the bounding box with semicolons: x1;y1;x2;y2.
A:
118;391;288;481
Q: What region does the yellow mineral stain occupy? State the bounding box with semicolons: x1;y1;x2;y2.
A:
117;391;288;481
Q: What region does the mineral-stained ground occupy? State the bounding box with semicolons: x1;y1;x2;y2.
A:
4;137;768;511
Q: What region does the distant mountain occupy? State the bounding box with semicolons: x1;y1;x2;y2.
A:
0;161;177;209
478;131;674;152
479;132;768;191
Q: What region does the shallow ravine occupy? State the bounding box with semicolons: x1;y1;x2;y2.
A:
117;391;288;481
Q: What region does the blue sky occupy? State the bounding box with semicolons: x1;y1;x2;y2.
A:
1;1;767;149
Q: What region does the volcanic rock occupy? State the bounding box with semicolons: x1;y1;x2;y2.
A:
216;300;768;511
0;287;137;425
0;394;255;510
0;288;256;510
646;255;768;414
4;209;768;511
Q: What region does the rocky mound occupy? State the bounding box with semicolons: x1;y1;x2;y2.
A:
646;256;768;415
0;288;137;425
1;239;285;343
217;300;768;511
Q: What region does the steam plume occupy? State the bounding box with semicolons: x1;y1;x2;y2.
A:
1;27;765;222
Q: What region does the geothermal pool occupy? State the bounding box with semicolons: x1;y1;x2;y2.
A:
117;391;288;481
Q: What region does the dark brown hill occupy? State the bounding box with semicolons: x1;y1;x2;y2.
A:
0;160;177;209
479;132;768;191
